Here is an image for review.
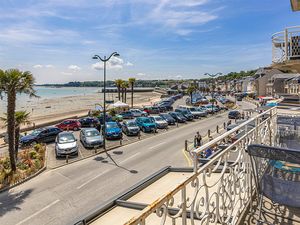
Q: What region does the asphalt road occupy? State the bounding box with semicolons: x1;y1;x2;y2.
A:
0;99;254;225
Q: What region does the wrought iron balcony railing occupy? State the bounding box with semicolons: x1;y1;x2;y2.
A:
272;26;300;63
124;107;278;225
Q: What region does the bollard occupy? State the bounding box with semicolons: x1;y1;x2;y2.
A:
120;138;123;146
207;129;210;137
177;122;179;127
67;126;69;132
223;122;226;129
235;118;237;123
216;125;219;133
185;140;188;151
94;146;97;154
66;155;69;163
138;132;141;140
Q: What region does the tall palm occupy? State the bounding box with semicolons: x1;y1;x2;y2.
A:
123;82;129;103
1;111;31;159
0;69;36;171
128;78;136;108
115;79;123;101
187;85;197;103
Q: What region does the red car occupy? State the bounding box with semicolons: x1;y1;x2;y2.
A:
56;119;81;131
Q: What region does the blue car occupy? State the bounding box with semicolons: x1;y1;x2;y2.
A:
105;122;123;140
135;117;157;133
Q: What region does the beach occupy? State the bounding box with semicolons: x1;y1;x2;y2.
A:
0;91;162;134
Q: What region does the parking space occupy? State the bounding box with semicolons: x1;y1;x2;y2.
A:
45;112;224;169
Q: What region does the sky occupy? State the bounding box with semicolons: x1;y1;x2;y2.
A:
0;0;299;84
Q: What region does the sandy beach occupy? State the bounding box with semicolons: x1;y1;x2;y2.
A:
0;91;162;134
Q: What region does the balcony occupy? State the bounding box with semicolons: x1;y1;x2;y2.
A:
75;107;300;225
272;26;300;72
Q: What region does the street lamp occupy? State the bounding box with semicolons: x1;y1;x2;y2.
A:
93;52;120;150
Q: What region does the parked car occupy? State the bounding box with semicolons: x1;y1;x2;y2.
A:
111;114;123;122
80;128;103;148
237;96;243;101
129;109;148;117
56;119;81;131
97;113;113;124
55;132;78;157
178;106;204;119
228;110;241;119
121;120;140;136
150;116;168;129
169;112;187;123
159;113;176;125
175;108;194;121
79;117;100;128
135;117;157;133
119;111;134;119
105;122;123;139
143;106;160;114
20;127;62;146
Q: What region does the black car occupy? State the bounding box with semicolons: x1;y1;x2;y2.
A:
228;110;241;119
169;112;186;123
20;127;62;146
79;117;100;128
159;113;176;125
175;108;194;121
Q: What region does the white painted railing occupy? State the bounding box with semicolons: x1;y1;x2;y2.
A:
125;107;277;225
272;26;300;63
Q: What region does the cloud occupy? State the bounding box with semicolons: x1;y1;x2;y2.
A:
61;72;73;76
92;56;125;70
45;64;54;68
125;61;133;66
136;72;146;77
33;64;43;68
68;65;81;71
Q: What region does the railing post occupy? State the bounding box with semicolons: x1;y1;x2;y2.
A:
284;28;289;61
181;186;187;225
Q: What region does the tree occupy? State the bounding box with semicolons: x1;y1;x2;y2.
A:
187;85;197;103
121;81;129;103
115;79;123;101
1;111;31;159
0;69;36;171
128;78;136;108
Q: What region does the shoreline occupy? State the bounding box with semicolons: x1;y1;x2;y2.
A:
0;91;162;135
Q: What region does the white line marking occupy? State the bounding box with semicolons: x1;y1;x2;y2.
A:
120;152;141;164
16;199;60;225
76;170;109;189
148;142;166;150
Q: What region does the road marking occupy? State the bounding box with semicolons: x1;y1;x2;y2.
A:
120;152;141;164
148;142;166;150
16;199;60;225
76;170;109;189
182;148;192;166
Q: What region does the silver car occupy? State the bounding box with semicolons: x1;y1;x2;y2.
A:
150;116;168;129
129;109;148;117
80;128;103;148
55;132;78;157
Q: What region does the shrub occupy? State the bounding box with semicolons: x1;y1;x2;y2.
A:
29;150;38;159
34;159;41;170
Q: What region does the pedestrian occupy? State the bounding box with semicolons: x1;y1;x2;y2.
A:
195;132;202;147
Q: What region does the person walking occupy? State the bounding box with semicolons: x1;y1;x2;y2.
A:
195;131;202;147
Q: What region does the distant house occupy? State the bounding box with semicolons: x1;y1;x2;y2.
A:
284;76;300;94
266;73;300;96
254;67;283;96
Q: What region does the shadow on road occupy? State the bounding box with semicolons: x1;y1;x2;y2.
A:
0;189;33;217
93;152;138;174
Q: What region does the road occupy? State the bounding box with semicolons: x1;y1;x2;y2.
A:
0;100;254;225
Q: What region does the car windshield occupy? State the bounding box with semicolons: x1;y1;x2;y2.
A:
107;123;118;129
127;121;137;127
142;118;152;123
31;129;42;136
85;130;100;137
154;117;163;121
58;133;75;143
189;108;196;111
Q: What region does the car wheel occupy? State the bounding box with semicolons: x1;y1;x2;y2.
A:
142;127;145;132
31;141;37;146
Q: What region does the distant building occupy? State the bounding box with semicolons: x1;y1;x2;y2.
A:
284;76;300;94
266;73;300;96
254;67;283;96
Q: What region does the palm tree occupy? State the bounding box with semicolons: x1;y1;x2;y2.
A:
1;111;31;159
115;79;123;101
187;85;197;103
128;78;136;108
0;69;36;171
120;81;128;102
